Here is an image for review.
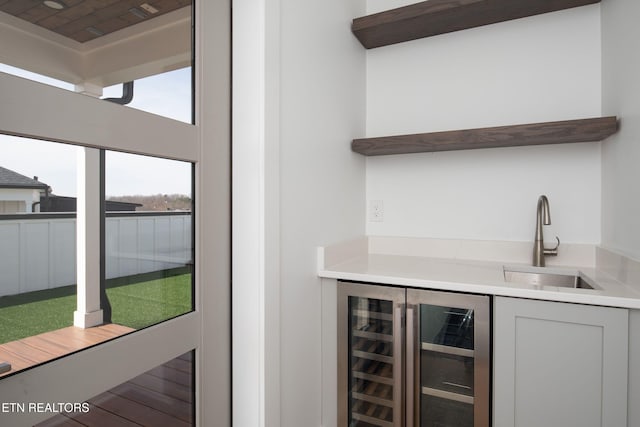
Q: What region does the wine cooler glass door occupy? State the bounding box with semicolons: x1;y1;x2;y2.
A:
406;290;490;427
338;282;406;427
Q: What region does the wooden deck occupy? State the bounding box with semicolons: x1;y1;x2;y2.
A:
0;324;134;377
35;352;194;427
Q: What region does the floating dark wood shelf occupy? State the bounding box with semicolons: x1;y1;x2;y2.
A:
352;0;600;49
352;117;619;156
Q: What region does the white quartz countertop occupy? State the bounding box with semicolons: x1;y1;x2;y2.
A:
318;237;640;309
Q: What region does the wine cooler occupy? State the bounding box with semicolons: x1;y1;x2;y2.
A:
338;281;490;427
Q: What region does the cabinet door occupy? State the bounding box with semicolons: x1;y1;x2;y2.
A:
338;282;406;427
493;297;628;427
407;289;490;427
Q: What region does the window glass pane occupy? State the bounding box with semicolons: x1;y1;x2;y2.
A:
0;135;83;376
1;1;192;122
0;0;196;381
35;350;195;427
104;151;193;330
103;67;193;124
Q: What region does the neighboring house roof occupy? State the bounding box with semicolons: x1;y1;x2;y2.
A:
0;166;49;190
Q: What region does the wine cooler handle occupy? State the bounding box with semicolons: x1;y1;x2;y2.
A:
406;306;415;427
393;306;404;427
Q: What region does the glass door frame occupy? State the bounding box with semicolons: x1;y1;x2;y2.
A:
406;289;490;427
0;1;230;425
338;281;406;427
338;282;490;427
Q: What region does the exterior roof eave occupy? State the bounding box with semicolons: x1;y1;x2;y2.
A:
0;184;48;190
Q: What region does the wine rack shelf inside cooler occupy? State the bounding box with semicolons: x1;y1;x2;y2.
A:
352;377;394;406
351;379;394;427
353;335;393;364
352;366;394;385
352;309;393;321
422;386;475;405
350;298;396;427
421;342;474;358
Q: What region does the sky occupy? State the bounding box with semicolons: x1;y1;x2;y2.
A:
0;65;192;197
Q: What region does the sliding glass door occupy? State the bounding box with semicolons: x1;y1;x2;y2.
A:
0;0;230;425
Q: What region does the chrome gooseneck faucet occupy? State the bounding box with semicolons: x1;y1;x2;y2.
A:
533;195;560;267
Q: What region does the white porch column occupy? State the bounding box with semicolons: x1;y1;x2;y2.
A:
74;147;103;328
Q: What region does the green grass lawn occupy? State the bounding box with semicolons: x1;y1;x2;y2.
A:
0;271;192;344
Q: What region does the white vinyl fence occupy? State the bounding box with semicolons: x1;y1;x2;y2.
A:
0;212;192;297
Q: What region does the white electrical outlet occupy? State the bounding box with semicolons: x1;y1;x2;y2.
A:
369;200;384;222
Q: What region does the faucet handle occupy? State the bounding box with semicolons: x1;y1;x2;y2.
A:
544;236;560;256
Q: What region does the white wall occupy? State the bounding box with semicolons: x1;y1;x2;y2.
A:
365;4;603;244
367;0;426;14
231;1;271;425
279;1;366;426
601;1;640;421
601;0;640;260
232;0;366;426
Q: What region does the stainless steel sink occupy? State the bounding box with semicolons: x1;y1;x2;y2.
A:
503;268;597;290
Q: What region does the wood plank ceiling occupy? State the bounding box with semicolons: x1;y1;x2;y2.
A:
0;0;191;43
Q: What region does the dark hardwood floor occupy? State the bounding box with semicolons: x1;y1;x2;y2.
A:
34;352;194;427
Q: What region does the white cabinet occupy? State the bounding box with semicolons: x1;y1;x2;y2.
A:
493;297;629;427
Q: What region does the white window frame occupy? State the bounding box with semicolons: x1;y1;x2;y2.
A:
0;1;230;425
